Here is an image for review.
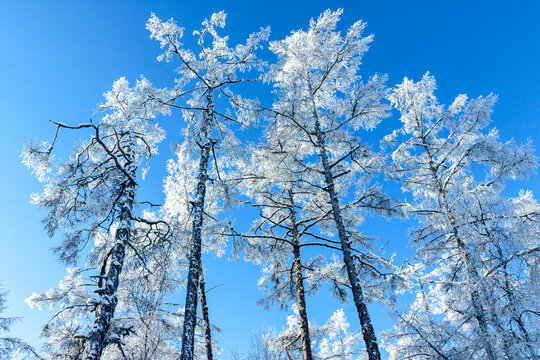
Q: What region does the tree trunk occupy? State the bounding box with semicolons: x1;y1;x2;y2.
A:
180;90;213;360
86;177;136;360
419;281;435;328
310;104;382;360
420;135;498;360
287;189;313;360
199;269;213;360
454;232;497;360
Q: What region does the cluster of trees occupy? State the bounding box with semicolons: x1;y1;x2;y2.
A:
8;8;538;360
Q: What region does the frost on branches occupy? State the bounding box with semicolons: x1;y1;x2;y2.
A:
239;113;394;360
147;10;269;360
262;9;397;360
265;307;366;360
0;285;36;359
17;8;540;360
383;74;539;360
23;77;171;359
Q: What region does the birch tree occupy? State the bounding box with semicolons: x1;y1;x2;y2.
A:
263;9;392;360
146;11;269;360
384;73;539;359
23;77;170;359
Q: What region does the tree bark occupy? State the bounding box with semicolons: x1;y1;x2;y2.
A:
180;90;213;360
420;133;497;360
199;269;213;360
419;281;435;329
287;189;313;360
310;102;382;360
86;175;136;360
453;228;497;360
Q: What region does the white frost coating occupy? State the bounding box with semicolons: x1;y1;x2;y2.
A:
263;9;394;360
146;10;268;360
266;307;364;360
22;75;170;358
383;74;539;360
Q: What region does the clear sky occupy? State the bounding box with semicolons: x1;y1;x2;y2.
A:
1;0;539;357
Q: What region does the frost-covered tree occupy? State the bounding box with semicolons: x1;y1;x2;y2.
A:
97;252;221;360
98;223;184;360
146;11;269;360
266;308;365;360
383;277;463;360
0;284;36;359
239;127;390;360
262;9;393;360
23;77;170;359
238;138;335;360
0;285;19;360
384;73;539;359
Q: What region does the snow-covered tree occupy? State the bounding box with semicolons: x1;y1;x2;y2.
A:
23;77;170;359
0;284;36;359
262;9;394;360
266;308;365;360
383;278;464;360
0;285;19;360
384;73;539;359
239;123;393;359
146;11;269;360
238;136;341;360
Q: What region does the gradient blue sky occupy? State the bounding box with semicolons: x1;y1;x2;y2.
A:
1;0;539;357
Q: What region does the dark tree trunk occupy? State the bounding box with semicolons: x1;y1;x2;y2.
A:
180;91;213;360
310;105;382;360
199;269;213;360
287;189;313;360
86;176;136;360
420;133;498;360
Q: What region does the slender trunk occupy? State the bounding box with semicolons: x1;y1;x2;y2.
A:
86;176;136;360
310;100;381;360
454;232;497;360
484;290;512;359
199;269;213;360
287;189;313;360
420;134;497;360
416;283;449;360
481;227;515;359
180;90;213;360
419;281;435;329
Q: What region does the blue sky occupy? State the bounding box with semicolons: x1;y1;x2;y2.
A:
1;0;539;357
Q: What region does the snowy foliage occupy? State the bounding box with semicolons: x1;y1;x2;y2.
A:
265;307;365;360
18;9;540;360
383;74;539;360
0;285;35;359
22;77;171;358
